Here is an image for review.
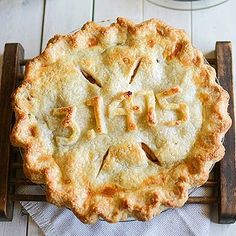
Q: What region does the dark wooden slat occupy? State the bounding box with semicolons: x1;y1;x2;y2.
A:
187;197;217;204
0;43;24;221
216;41;236;224
19;59;30;66
1;42;234;224
17;74;24;80
10;195;46;202
203;181;218;187
12;163;23;169
205;58;216;65
9;179;37;185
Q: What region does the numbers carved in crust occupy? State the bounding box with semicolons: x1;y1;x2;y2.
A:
156;86;189;126
52;86;189;144
52;106;80;145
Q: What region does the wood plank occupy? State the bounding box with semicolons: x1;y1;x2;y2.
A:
42;0;93;51
11;195;46;202
209;221;236;236
27;216;44;236
0;0;43;110
0;44;24;221
216;42;236;224
0;202;27;236
192;0;236;59
143;0;191;37
94;0;143;22
192;1;236;225
0;0;43;59
0;0;43;232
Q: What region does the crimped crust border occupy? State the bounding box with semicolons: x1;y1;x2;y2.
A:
11;17;232;223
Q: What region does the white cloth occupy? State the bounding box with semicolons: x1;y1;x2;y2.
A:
20;187;211;236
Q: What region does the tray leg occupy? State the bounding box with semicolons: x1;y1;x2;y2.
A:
0;43;24;221
216;41;236;224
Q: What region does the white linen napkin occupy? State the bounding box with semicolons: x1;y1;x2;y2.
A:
20;186;211;236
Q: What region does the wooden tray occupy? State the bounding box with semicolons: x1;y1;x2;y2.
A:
0;42;235;223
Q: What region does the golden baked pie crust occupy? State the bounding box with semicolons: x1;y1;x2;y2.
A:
11;18;231;223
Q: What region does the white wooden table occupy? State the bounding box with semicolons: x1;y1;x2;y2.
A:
0;0;235;235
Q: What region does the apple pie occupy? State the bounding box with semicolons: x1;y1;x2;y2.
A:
11;18;231;223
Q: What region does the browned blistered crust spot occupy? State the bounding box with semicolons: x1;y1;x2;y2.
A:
193;54;203;67
60;106;73;127
142;174;166;186
168;42;183;60
149;192;160;206
156;23;174;37
147;39;155;48
38;155;51;162
123;57;130;64
177;175;189;183
63;179;72;185
88;37;98;47
173;184;186;197
185;158;204;175
156;27;165;36
29;125;38;137
198;92;210;102
133;105;140;111
10;17;232;224
98;186;121;197
162;86;180;96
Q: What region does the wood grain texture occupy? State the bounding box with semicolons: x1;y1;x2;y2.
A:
209;221;236;236
192;0;236;60
143;0;191;37
94;0;143;22
42;0;93;50
0;202;27;236
0;44;24;221
0;0;43;233
0;0;43;58
28;216;44;236
216;42;236;224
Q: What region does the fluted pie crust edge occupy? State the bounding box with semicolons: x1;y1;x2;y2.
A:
11;18;231;223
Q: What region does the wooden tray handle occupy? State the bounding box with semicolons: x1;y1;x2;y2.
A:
0;43;24;221
0;42;235;224
216;41;236;224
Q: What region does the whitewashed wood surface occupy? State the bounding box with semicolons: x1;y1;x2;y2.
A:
0;0;235;235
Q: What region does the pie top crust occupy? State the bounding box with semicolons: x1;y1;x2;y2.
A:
11;18;231;223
